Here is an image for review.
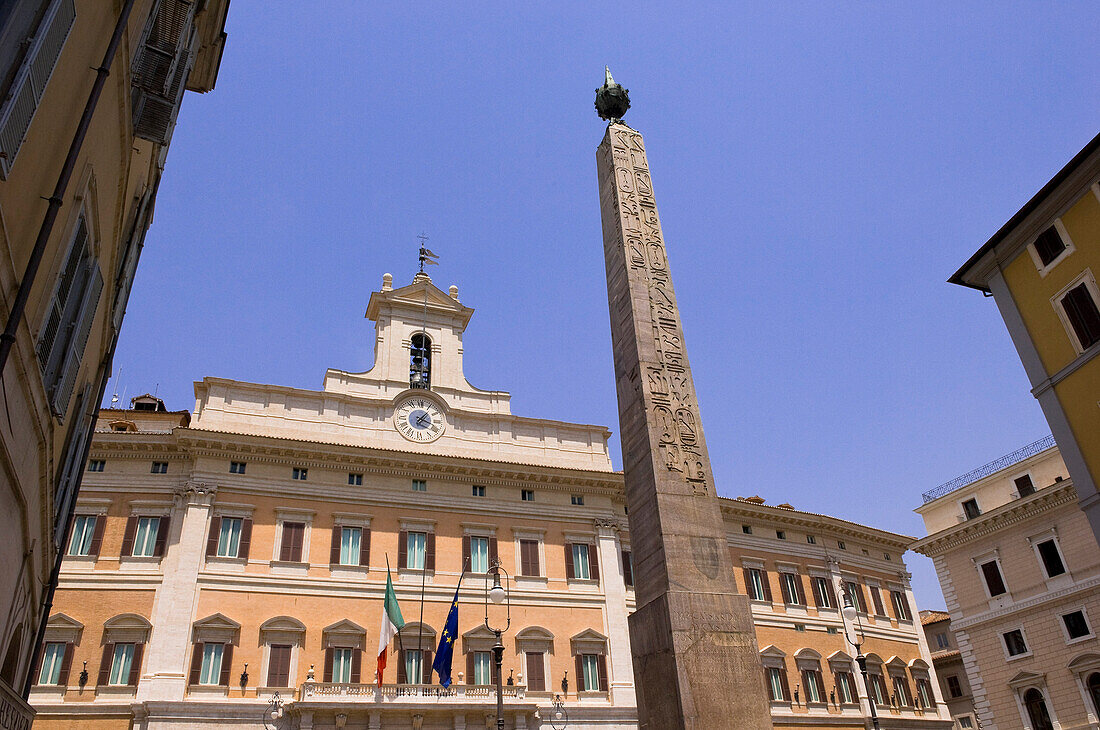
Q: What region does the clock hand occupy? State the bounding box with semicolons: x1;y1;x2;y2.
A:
415;413;431;428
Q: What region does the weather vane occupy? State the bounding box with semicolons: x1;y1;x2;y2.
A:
417;233;439;272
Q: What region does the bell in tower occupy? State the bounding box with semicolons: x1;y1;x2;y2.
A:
409;333;431;389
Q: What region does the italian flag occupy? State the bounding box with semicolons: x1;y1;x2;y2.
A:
376;567;405;686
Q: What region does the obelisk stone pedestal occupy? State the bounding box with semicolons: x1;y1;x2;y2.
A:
597;120;773;729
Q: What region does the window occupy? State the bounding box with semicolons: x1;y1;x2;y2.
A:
868;672;888;705
961;498;981;519
835;671;855;704
525;652;545;691
844;581;867;613
348;473;363;486
794;623;805;632
776;530;786;540
130;0;199;144
469;536;489;573
1003;629;1028;657
869;586;886;616
1034;226;1067;267
472;485;485;497
579;654;602;691
935;632;950;650
412;479;426;492
331;647;353;683
802;669;824;703
68;514;99;556
745;568;768;602
38;642;68;685
132;517;160;557
958;717;974;729
779;573;804;606
884;553;892;561
1037;539;1066;578
406;531;426;570
806;535;816;544
916;677;935;708
837;540;846;550
571;544;591;580
892;674;913;706
410;332;431;389
292;467;308;481
267;644;292;687
229;461;246;474
87;459;105;472
571;494;584;506
766;666;788;701
150;461;168;474
1024;688;1054;730
521;489;534;502
1063;610;1091;640
742;525;752;534
404;648;425;684
826;627;838;634
216;517;243;558
946;675;962;698
980;560;1007;597
338;526;362;566
1060;281;1100;351
811;577;833;609
890;590;912;621
279;522;305;562
108;643;136;685
472;651;492;684
1014;474;1035;497
519;539;540;577
622;550;634;588
197;643;224;685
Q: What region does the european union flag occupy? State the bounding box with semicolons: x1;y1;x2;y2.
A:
432;581;461;687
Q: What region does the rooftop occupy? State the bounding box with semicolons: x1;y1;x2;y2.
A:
920;610;950;626
921;435;1055;504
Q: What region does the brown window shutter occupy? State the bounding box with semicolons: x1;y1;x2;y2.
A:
398;530;408;569
128;643;144;685
763;667;772;699
120;516;137;556
526;652;544;691
360;528;369;567
238;518;252;560
267;645;290;687
89;515;106;557
779;663;790;701
589;544;600;581
153;516;170;557
742;568;753;597
350;648;362;683
189;643;203;685
622;550;633;587
466;652;474;683
422;650;432;683
565;543;574;579
425;532;435;571
323;647;334;683
57;642;74;685
206;516;221;557
871;586;885;615
810;578;821;607
97;643;114;685
219;644;233;686
462;535;471;569
489;536;498;567
597;654;608;692
575;655;584;691
762;570;773;602
795;575;807;606
398;649;407;684
330;525;342;564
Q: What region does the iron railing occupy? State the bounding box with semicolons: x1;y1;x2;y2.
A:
921;435;1056;504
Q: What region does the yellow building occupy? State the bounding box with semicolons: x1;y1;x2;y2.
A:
0;0;229;721
913;438;1100;730
950;133;1100;544
27;274;949;729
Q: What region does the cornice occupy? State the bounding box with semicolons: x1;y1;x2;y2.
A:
719;500;913;551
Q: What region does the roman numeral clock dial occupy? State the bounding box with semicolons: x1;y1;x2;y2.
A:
394;397;446;443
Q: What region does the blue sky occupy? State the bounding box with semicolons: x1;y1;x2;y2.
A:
111;3;1100;609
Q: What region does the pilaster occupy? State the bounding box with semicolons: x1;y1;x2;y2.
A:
595;518;636;706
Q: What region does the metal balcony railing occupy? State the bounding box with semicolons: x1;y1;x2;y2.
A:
921;435;1056;504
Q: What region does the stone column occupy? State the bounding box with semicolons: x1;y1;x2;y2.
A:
136;483;215;701
595;518;636;707
597;121;772;728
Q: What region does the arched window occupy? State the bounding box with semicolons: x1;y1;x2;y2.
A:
410;333;431;389
1024;688;1054;730
1089;673;1100;717
0;623;23;685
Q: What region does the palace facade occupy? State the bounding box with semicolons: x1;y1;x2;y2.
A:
30;274;950;729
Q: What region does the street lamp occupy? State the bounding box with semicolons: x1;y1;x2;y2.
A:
484;558;511;730
841;595;881;730
262;691;284;730
548;693;569;729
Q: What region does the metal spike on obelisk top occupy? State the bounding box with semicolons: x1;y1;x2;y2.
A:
594;65;631;122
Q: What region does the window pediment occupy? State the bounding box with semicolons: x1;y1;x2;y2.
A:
322;619;367;650
193;613;240;645
260;616;306;646
885;655;908;669
515;626;554;654
570;629;608;656
462;625;497;654
1068;652;1100;673
1008;670;1045;689
44;613;83;644
794;648;822;660
104;613;151;643
759;645;786;659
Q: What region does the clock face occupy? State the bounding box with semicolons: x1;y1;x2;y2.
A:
394;397;445;443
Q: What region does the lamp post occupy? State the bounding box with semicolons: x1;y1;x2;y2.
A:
548;693;569;729
262;691;284;730
841;595;881;730
484;558;511;730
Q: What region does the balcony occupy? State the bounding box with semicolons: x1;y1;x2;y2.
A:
299;682;528;703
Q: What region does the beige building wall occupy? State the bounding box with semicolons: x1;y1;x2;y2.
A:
921;611;978;729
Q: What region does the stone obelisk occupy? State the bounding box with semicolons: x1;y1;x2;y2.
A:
595;69;773;729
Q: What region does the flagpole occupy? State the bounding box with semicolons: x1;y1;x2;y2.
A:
389;554;406;684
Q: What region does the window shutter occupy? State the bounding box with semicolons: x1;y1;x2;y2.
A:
350;648;361;683
267;645;290;687
742;568;753;598
0;0;76;178
238;518;252;560
397;649;407;684
112;190;153;333
763;667;772;699
622;550;633;587
292;522;304;561
575;655;584;691
589;544;599;581
128;643;144;685
870;586;885;615
330;525;341;564
50;262;103;417
206;516;221;557
188;643;203;685
37;218;86;378
279;524;292;562
489;536;498;567
795;575;807;606
96;643;114;686
1064;284;1100;349
422;650;432;683
526;652;544;691
565;543;574;579
218;644;233;686
121;515;138;556
131;0;199;144
810;578;822;608
761;570;773;602
462;535;470;569
360;528;369;567
52;384;95;543
58;642;74;685
597;655;608;692
88;515;106;556
857;584;868;613
779;664;790;701
466;653;474;684
323;646;334;683
424;532;435;571
153;515;170;557
398;530;408;569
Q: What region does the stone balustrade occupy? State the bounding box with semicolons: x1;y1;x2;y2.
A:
299;682;527;703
